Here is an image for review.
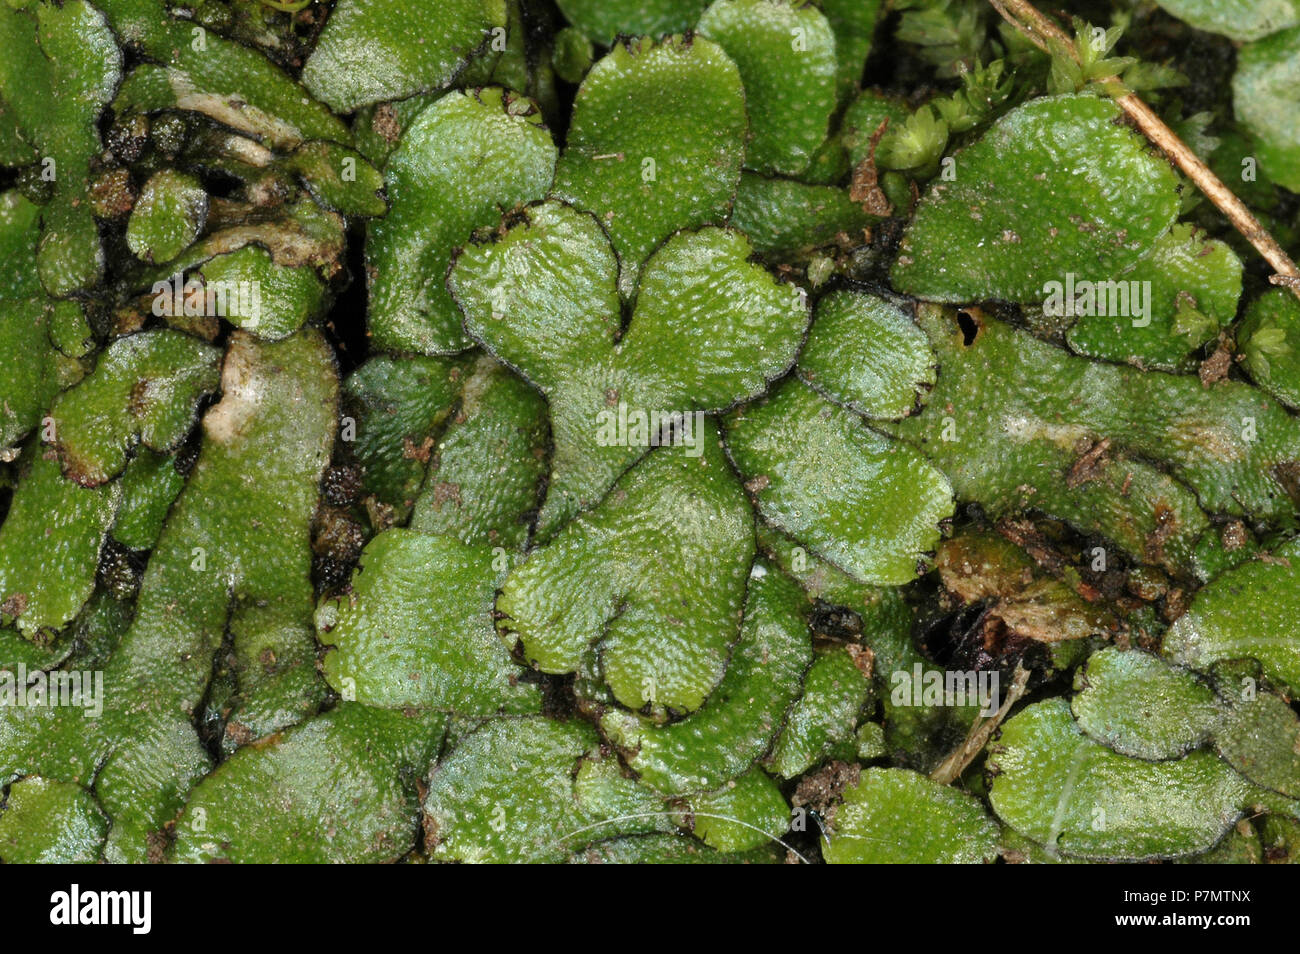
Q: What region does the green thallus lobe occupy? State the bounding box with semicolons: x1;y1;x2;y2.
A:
3;0;1300;866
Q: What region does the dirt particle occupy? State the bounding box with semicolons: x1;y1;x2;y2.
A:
1144;503;1178;566
0;592;28;619
1199;335;1232;387
791;760;860;815
88;168;136;219
848;118;892;216
145;829;170;865
365;496;395;532
845;643;875;679
809;599;863;641
430;481;463;511
322;463;364;506
1221;519;1249;552
1065;437;1113;489
225;721;256;746
371;103;402;144
401;435;434;463
422;814;441;854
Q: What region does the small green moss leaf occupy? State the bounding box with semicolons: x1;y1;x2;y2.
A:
555;0;710;45
424;717;668;863
454;200;807;537
1071;648;1221;760
821;0;884;104
0;777;106;864
566;833;780;863
1213;692;1300;798
342;354;473;518
318;529;540;714
50;329;221;486
1177;820;1263;864
891;307;1300;580
0;451;120;639
453;200;619;395
172;704;442;863
1259;813;1300;862
601;560;812;794
725;377;954;585
1239;288;1300;408
799;290;936;420
111;448;186;552
126;170;208;265
352;93;445;167
0;194;66;449
1155;0;1299;43
408;356;549;550
1065;223;1243;372
758;524;961;768
988;699;1252;860
497;431;753;716
768;645;874;779
841;89;912;168
552;26;594;85
1164;537;1300;695
0;0;121;296
552;35;747;295
1233;27;1300;193
729;173;875;262
367;88;556;354
302;0;504;112
283;142;387;218
824;767;999;864
685;768;790;852
891;94;1181;303
197;246;329;341
697;0;838;177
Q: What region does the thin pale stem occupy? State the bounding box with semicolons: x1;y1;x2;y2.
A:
929;662;1030;786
